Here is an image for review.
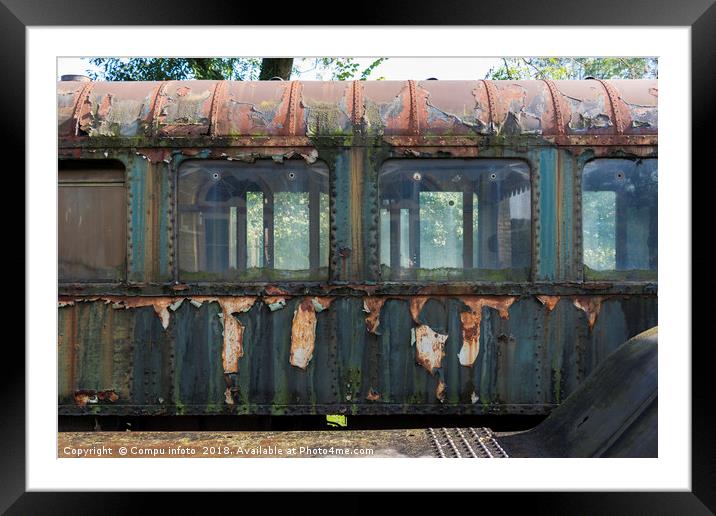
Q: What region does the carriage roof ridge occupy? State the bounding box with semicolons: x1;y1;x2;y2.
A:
57;79;658;143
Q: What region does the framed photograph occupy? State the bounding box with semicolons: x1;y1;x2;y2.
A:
5;0;710;511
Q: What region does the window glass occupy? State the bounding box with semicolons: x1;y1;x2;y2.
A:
58;160;126;282
379;159;531;281
178;160;329;281
582;158;657;280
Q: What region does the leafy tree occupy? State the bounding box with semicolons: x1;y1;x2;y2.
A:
88;57;387;81
88;57;264;81
487;57;657;80
300;58;387;80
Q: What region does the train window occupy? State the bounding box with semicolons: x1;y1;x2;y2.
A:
178;159;329;282
379;159;531;281
582;158;657;280
58;160;126;282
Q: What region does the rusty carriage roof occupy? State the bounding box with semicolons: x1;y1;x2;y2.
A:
57;79;658;147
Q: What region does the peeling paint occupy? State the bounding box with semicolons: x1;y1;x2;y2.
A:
409;296;430;325
74;389;119;406
412;324;447;374
436;380;446;403
290;297;334;369
264;285;289;296
60;79;657;145
366;389;381;401
311;297;333;313
536;295;561;311
363;297;387;334
265;297;287;311
59;295;257;375
573;296;605;330
458;296;516;367
217;297;256;374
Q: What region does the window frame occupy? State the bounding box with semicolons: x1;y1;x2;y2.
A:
375;157;534;284
57;159;128;285
578;155;658;283
173;157;332;284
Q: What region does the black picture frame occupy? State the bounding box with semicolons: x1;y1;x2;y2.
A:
4;0;711;512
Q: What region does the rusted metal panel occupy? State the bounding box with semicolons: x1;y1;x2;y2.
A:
300;81;353;136
415;80;486;136
361;81;411;137
363;297;386;334
76;81;160;137
58;294;656;415
489;80;557;136
215;80;292;137
57;80;86;137
57;78;658;418
458;297;516;367
609;79;658;134
156;81;217;137
59;79;657;144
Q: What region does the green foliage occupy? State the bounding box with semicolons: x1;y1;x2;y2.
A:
582;191;616;270
274;192;310;270
419;191;464;268
89;57;388;82
88;57;262;81
295;58;387;81
486;57;657;80
88;57;261;81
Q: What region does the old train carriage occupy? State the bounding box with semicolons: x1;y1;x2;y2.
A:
57;78;658;417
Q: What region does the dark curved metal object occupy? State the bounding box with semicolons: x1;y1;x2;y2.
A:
499;327;658;457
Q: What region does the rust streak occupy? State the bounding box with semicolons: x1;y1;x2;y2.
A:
458;296;516;367
436;379;446;403
218;297;256;374
363;297;387;334
573;296;604;330
409;296;430;325
366;389;381;402
537;295;561;311
264;285;289;296
74;389;119;407
290;297;334;369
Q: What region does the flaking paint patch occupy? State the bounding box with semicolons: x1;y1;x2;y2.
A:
436;380;446;403
458;296;516;367
265;297;287;311
217;297;256;374
366;389;381;401
412;324;447;374
72;296;176;330
409;296;431;324
572;296;604;330
363;297;387;334
290;297;334;369
536;295;561;312
74;389;119;406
